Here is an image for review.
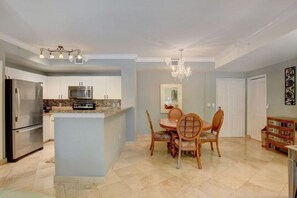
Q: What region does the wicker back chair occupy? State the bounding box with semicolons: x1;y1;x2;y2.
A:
174;113;204;169
168;108;183;121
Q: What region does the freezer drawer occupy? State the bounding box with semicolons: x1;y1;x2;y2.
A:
12;125;43;160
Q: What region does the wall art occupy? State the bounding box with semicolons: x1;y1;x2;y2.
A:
285;66;296;105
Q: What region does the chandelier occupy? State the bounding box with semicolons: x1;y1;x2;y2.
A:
39;45;87;63
165;49;192;81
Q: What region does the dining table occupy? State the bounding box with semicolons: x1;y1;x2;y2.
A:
159;117;212;156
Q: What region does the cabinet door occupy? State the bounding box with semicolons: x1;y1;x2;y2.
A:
79;77;93;86
105;76;121;99
43;115;51;142
46;77;61;99
50;115;55;140
60;77;76;99
92;77;106;99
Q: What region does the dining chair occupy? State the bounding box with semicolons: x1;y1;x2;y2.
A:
200;108;224;157
146;110;171;156
168;107;183;121
174;113;204;169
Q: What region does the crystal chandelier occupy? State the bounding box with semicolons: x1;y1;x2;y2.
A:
165;49;192;81
39;45;88;63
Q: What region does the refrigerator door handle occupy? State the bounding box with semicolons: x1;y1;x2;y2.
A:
15;88;21;122
15;125;43;133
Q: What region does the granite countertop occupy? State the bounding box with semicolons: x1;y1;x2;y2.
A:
51;106;123;117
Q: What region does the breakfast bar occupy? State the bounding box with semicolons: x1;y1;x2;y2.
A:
52;107;131;183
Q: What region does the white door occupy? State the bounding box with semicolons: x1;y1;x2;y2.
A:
216;78;245;137
247;75;267;141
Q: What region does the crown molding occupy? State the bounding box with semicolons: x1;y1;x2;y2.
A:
136;57;215;63
0;32;215;63
0;32;39;54
87;54;138;60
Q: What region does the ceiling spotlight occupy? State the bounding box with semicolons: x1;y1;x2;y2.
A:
39;45;86;63
39;53;44;59
68;53;73;60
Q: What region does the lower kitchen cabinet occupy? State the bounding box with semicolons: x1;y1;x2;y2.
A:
43;114;54;142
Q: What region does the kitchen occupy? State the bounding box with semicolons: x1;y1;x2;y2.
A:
1;1;297;197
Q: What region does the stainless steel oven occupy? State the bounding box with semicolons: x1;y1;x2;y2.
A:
68;86;93;99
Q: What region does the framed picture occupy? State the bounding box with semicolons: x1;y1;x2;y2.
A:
285;66;296;105
160;84;182;113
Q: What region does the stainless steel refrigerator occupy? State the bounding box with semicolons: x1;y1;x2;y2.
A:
5;79;43;161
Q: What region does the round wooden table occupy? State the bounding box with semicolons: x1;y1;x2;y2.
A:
159;118;212;156
159;118;212;131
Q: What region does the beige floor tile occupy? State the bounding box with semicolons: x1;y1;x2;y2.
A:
232;182;280;198
97;181;134;198
0;137;289;198
138;185;173;198
198;179;234;198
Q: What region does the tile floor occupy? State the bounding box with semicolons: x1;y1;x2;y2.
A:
0;136;289;198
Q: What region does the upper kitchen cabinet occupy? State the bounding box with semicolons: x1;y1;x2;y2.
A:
105;76;121;99
46;77;64;99
92;76;121;99
46;76;121;99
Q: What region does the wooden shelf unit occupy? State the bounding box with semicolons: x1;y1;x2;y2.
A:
266;117;297;151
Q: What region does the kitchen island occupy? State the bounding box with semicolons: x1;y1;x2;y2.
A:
52;106;132;184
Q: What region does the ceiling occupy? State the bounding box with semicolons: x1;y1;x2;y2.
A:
1;0;297;73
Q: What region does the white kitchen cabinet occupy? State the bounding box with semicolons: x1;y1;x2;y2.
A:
50;115;55;139
92;77;106;99
46;76;95;99
43;114;51;142
43;114;54;142
46;77;62;99
92;76;121;99
105;76;121;99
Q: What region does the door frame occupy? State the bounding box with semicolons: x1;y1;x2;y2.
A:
247;74;267;138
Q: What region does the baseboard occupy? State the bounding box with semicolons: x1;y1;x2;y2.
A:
0;158;7;165
54;175;105;185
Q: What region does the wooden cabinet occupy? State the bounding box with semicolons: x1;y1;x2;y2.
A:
266;117;297;151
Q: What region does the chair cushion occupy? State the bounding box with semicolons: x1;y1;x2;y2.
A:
200;132;216;140
174;139;196;149
154;131;171;140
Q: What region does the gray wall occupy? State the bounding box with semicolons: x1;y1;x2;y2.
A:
247;57;297;118
136;68;246;135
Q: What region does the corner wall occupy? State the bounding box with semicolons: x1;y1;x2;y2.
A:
247;57;297;118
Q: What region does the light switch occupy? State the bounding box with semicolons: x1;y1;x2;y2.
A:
212;103;215;108
207;103;211;107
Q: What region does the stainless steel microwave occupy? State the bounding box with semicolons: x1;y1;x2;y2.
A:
68;86;93;99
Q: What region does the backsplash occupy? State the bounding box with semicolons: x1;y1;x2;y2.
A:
43;99;121;109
